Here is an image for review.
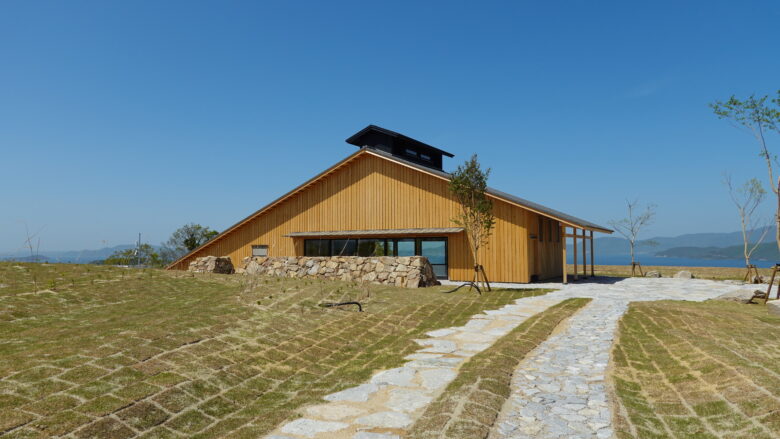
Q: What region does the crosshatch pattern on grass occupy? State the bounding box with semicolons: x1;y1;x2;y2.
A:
408;298;591;439
0;263;547;438
611;300;780;439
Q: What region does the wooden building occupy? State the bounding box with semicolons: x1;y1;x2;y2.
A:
167;125;612;283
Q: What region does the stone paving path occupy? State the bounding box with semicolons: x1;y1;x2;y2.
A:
265;294;565;439
489;277;756;439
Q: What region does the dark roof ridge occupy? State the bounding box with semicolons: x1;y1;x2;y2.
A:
346;124;455;158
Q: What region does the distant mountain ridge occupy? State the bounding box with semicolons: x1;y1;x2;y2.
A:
570;226;775;259
657;242;780;261
0;245;139;263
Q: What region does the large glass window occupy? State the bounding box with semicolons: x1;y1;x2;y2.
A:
420;238;447;278
303;237;448;279
331;239;357;256
357;239;388;256
395;239;415;256
304;239;330;256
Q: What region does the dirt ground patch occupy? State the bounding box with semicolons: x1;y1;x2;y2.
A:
0;262;545;438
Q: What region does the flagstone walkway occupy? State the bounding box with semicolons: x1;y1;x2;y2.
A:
489;277;754;439
266;294;566;439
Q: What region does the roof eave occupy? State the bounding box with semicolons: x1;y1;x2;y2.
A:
165;148;369;269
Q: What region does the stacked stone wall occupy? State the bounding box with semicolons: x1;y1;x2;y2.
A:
236;255;440;288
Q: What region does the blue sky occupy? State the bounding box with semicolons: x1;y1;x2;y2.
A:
1;1;779;252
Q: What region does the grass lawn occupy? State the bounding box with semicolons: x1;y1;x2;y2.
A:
0;262;546;438
611;299;780;439
408;298;591;439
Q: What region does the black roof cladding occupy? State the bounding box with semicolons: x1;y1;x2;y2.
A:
346;125;455;158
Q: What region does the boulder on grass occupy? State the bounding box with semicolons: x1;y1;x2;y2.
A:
188;256;234;274
645;271;661;278
714;290;760;303
673;270;693;279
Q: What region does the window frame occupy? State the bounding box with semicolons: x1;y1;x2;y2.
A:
251;244;269;257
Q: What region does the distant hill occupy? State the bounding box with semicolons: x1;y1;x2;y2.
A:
657;242;780;261
3;255;51;263
573;226;774;258
0;245;139;263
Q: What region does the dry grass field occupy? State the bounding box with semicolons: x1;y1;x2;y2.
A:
568;264;773;281
4;261;780;439
0;262;545;438
611;300;780;439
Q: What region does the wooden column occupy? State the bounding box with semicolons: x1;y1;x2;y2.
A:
590;230;595;277
582;229;587;278
573;227;578;281
561;225;567;284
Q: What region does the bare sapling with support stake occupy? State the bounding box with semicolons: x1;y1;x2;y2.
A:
448;154;495;293
723;174;769;283
609;199;656;277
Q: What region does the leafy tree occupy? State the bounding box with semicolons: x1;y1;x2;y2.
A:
103;244;164;267
449;154;496;291
160;223;219;263
723;174;769;267
609;200;656;273
711;92;780;253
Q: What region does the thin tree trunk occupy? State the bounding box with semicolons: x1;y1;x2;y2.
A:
741;214;750;267
776;177;780;254
754;123;780;255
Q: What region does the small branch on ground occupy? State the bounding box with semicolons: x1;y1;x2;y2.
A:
319;301;363;312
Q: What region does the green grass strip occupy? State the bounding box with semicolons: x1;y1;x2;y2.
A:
611;300;780;439
408;297;592;439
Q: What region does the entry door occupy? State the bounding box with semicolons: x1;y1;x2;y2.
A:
419;238;447;279
529;217;540;281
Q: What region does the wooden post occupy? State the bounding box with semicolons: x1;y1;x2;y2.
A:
767;264;780;303
561;225;568;284
573;228;578;281
582;229;587;278
590;230;595;277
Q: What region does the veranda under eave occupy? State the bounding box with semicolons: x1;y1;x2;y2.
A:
561;225;599;284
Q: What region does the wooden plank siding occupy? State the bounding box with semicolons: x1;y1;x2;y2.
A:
169;151;563;283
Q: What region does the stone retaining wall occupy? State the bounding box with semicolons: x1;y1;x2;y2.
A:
237;256;440;288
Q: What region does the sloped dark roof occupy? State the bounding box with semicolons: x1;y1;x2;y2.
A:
346;124;455;158
365;149;613;233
